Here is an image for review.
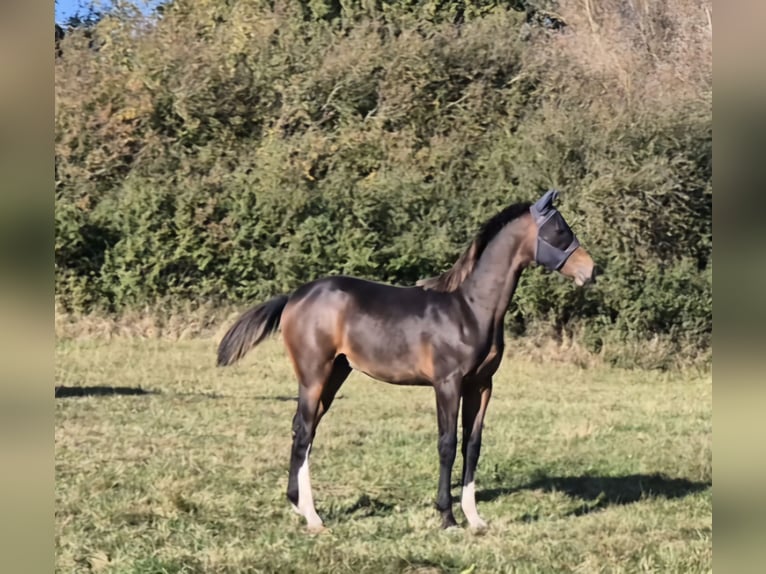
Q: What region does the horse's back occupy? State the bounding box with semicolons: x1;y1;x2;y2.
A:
291;275;430;309
282;274;424;344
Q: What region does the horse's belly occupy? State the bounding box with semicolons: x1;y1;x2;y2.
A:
344;352;432;387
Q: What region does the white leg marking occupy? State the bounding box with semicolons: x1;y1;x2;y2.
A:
461;480;487;531
297;443;323;530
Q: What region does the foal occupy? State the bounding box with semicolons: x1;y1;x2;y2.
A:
217;190;596;531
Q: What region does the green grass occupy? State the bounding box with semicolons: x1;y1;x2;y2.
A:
55;338;712;573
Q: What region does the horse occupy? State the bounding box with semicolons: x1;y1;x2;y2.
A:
216;189;597;532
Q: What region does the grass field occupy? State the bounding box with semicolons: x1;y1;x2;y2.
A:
55;337;712;573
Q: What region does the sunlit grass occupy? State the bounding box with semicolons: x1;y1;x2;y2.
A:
56;338;711;573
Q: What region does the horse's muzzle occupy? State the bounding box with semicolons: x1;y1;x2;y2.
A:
575;265;599;287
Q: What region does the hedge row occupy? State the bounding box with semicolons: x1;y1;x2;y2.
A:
55;0;712;365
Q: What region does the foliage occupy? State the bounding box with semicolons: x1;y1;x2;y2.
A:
55;0;712;366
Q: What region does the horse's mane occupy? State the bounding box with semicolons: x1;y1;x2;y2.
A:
417;201;532;292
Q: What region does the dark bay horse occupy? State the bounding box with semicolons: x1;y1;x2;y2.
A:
217;190;596;532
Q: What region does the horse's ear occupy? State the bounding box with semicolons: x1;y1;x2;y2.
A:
531;189;559;216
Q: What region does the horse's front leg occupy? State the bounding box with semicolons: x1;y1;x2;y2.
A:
434;375;461;529
460;380;493;531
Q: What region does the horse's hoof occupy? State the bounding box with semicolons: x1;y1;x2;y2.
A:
306;523;327;534
305;512;325;533
440;511;459;530
469;521;489;535
440;523;462;535
441;517;461;532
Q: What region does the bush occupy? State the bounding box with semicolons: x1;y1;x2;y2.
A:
55;0;712;366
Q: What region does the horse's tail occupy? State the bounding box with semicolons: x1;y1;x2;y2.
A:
217;294;290;367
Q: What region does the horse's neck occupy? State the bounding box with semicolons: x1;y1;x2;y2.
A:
460;227;525;332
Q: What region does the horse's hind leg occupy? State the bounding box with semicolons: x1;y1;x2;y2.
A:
286;356;351;531
317;355;351;423
287;381;324;531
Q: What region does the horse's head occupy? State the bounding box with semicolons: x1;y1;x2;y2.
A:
530;190;597;287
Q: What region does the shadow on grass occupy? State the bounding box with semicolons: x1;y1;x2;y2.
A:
476;473;711;519
54;387;226;399
55;385;158;398
54;387;322;400
323;494;397;522
395;556;467;573
250;394;346;403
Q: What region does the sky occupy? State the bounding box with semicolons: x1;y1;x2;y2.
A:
55;0;165;24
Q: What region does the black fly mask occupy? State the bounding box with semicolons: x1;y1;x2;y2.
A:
530;190;580;271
